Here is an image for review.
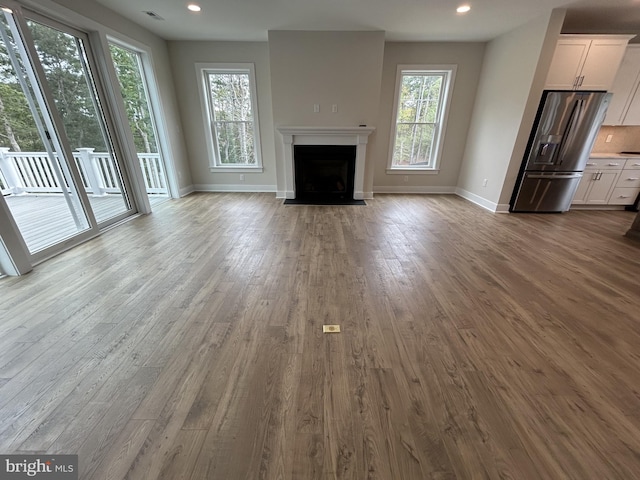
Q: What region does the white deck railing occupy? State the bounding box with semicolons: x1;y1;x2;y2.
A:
0;147;168;197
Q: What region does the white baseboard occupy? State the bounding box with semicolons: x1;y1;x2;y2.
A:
374;186;456;194
194;184;277;193
179;185;195;197
570;204;626;211
455;188;508;213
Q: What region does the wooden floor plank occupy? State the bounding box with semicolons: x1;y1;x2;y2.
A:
1;192;639;479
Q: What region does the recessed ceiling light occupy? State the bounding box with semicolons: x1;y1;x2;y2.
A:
456;5;471;13
187;4;201;12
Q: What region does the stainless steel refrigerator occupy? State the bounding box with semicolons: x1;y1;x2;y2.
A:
510;90;611;212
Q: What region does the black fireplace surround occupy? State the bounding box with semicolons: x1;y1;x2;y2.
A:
293;145;357;203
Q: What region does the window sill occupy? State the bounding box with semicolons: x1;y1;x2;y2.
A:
386;168;440;175
210;166;264;173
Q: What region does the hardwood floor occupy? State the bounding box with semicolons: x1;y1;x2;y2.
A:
1;192;639;479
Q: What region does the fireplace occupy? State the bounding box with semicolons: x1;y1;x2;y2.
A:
276;126;375;200
294;145;356;202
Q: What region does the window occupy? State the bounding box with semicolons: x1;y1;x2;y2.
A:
388;65;456;173
198;64;262;171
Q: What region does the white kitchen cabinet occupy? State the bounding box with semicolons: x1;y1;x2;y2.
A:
572;158;621;205
609;158;640;205
623;85;640;125
603;46;640;125
572;157;640;206
545;35;633;91
572;170;619;204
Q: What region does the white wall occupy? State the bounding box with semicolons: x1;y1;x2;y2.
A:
167;41;276;192
456;10;566;212
372;42;485;193
45;0;193;194
268;31;385;196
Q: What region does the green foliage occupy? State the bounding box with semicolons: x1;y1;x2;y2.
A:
0;15;159;155
0;80;45;151
393;73;444;167
109;44;157;153
0;16;45;150
27;20;107;150
207;72;255;165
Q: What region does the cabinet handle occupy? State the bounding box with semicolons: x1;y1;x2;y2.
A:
595;172;602;180
626;177;639;181
578;76;585;87
608;163;620;166
586;162;597;166
573;76;580;89
618;195;630;198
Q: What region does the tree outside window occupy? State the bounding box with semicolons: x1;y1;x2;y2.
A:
199;64;262;170
389;66;456;172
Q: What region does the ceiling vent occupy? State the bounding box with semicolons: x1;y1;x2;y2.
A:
143;11;165;20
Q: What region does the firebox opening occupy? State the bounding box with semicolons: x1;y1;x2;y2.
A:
294;145;357;202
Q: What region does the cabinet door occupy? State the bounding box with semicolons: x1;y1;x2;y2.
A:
615;170;640;188
572;170;596;204
623;82;640;125
608;187;640;205
604;47;640;125
586;171;619;204
579;39;629;90
545;39;589;90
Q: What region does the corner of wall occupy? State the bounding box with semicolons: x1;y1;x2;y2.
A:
455;9;566;210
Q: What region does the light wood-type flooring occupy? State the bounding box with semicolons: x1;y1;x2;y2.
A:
1;193;640;479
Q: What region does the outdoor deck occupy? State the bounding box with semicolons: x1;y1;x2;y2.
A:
5;194;169;253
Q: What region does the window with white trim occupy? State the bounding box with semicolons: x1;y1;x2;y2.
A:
199;64;262;171
388;65;456;173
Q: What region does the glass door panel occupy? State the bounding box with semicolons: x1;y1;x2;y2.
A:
25;19;133;224
0;8;90;253
109;43;170;205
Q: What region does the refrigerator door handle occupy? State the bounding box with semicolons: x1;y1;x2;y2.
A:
556;99;584;165
526;173;583;179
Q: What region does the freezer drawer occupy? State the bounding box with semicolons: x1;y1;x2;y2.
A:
512;172;583;212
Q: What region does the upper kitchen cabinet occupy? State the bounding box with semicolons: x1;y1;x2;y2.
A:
604;45;640;126
545;35;634;91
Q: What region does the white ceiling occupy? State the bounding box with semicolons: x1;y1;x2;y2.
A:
92;0;640;42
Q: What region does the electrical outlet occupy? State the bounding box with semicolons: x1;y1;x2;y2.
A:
403;175;408;182
239;174;245;182
605;134;613;143
482;179;488;187
332;104;338;113
313;104;319;113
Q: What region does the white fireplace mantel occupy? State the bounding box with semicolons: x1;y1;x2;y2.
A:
277;126;375;200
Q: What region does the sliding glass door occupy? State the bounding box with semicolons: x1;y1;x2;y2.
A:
109;42;170;204
26;17;133;223
0;3;136;260
0;6;92;253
